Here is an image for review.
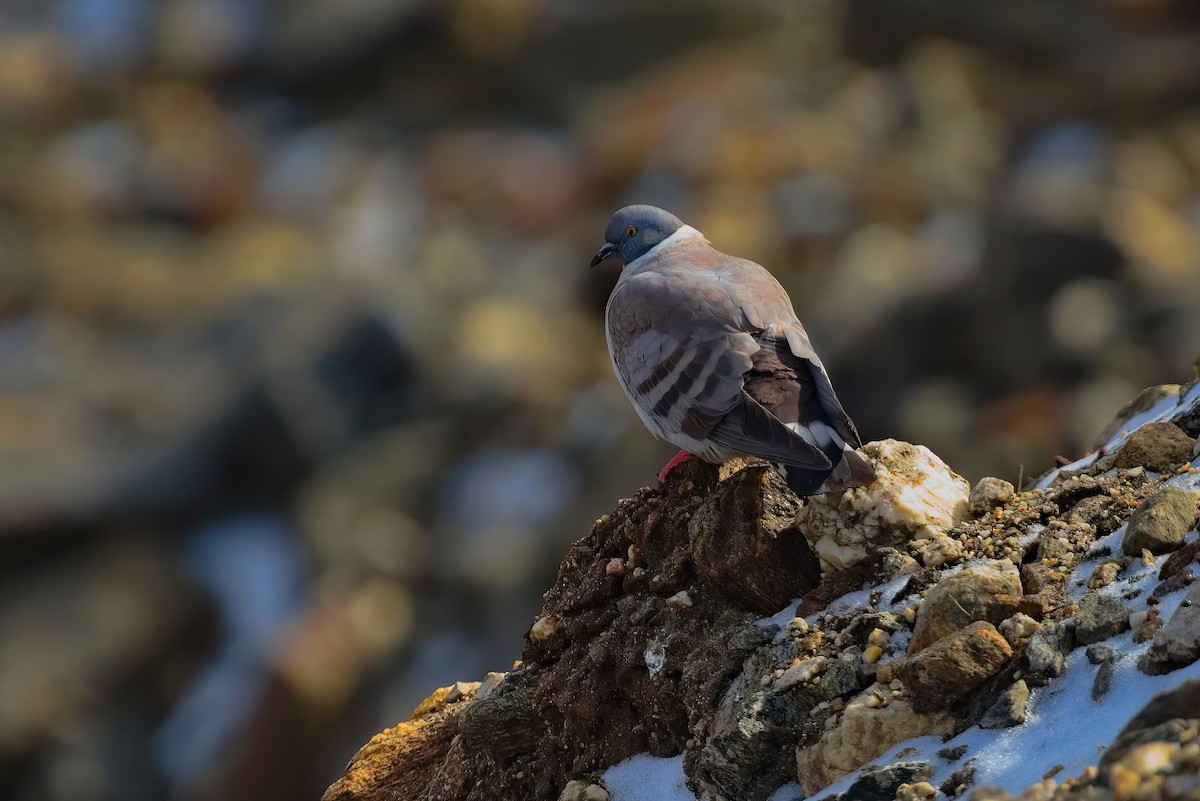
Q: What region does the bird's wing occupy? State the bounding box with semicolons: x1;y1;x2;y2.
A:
716;256;864;449
607;267;830;470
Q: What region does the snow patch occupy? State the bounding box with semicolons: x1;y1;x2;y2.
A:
603;754;698;801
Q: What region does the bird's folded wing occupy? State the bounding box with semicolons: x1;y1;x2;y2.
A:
609;272;830;469
781;323;864;448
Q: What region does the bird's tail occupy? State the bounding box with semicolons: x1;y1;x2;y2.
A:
780;446;874;496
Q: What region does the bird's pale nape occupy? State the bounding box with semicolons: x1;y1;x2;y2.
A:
595;204;875;496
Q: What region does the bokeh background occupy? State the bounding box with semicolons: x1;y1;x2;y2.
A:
2;1;1200;799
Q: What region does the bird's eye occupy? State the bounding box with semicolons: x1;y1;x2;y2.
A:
625;225;637;237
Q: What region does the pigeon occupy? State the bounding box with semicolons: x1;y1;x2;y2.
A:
591;204;875;496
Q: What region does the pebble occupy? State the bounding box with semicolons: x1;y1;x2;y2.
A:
530;615;558;642
998;613;1040;645
863;644;883;664
774;656;829;691
477;671;506;700
868;628;891;647
665;590;692;609
1088;561;1123;589
895;780;938;800
605;558;625;576
970;476;1016;516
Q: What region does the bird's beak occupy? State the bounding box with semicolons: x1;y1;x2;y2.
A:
590;242;617;268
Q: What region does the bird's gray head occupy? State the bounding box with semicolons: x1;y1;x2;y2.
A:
590;205;685;267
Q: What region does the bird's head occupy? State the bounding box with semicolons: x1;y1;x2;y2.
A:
590;205;685;267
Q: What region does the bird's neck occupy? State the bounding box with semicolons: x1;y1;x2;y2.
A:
622;225;705;274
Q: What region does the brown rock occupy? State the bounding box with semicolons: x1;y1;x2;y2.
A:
687;461;821;611
909;561;1022;653
894;622;1014;712
1159;538;1200;582
1108;421;1195;473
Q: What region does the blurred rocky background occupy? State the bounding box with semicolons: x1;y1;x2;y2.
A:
0;1;1198;800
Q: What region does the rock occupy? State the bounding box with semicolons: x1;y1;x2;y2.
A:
796;440;970;572
892;622;1013;712
998;613;1039;645
558;780;588;801
1107;421;1195;473
826;761;935;801
701;639;811;801
729;623;780;652
970;477;1015;516
1153;566;1195;599
477;672;507;700
687;461;822;611
882;551;924;580
1093;385;1182;450
444;681;478;704
1086;644;1115;665
894;780;938;801
1099;679;1200;782
909;561;1022;653
1159;538;1200;582
796;689;954;795
940;764;976;798
1140;581;1200;674
775;657;829;692
322;700;466;801
530;615;558;642
1024;620;1075;683
1132;610;1165;644
966;788;1016;801
1122;487;1198;556
1074;591;1131;645
1088;560;1124;589
558;781;610;801
978;679;1029;729
1091;655;1116;702
665;590;692;609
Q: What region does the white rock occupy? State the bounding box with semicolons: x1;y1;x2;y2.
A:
797;440;970;573
774;656;829;691
665;590;693;609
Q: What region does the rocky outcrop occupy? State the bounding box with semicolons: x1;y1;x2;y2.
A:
325;373;1200;801
327;458;822;801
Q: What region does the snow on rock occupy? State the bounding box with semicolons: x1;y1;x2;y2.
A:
797;439;970;573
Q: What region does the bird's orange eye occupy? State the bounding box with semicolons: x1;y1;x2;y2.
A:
625;226;637;237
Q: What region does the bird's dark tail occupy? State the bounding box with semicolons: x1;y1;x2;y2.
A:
781;447;874;496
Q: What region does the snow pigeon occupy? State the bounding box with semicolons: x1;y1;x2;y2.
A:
591;205;875;496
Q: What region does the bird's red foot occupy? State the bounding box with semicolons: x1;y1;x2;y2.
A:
658;450;694;482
